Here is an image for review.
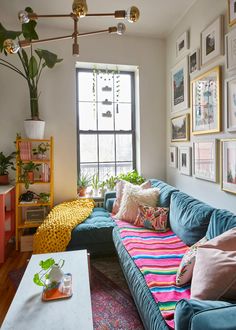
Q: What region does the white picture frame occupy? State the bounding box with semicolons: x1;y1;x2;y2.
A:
171;57;189;113
169;146;178;168
221;138;236;194
189;48;200;74
193;140;217;182
201;16;224;66
225;28;236;71
179;146;192;176
225;76;236;132
176;31;189;58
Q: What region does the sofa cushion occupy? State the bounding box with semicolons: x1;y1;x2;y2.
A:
105;197;116;212
150;179;178;207
134;204;169;232
169;192;214;246
206;209;236;240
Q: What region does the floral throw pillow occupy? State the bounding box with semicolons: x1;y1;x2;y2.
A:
134;204;169;232
176;236;208;286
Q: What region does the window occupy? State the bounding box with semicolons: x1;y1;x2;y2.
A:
76;67;136;181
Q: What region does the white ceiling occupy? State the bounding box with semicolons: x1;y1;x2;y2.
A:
1;0;197;38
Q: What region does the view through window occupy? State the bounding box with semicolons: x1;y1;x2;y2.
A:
77;67;136;182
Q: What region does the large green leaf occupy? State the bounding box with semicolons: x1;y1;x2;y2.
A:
0;23;21;52
22;20;38;41
39;258;55;270
28;55;38;78
21;48;29;67
35;49;63;68
33;273;44;286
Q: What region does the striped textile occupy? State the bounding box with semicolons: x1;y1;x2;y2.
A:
116;220;190;329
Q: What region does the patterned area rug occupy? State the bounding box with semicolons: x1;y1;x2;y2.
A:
8;256;144;330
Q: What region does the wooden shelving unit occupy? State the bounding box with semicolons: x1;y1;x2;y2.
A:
15;137;54;250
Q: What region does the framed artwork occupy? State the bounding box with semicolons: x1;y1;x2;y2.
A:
171;114;189;142
225;28;236;71
225;77;236;132
191;66;221;135
176;31;189;58
189;48;200;74
193;140;217;182
228;0;236;26
201;16;223;66
179;146;192;176
171;57;189;113
169;146;178;168
221;139;236;194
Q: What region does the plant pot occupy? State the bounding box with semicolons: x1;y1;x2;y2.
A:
0;174;9;185
27;171;34;183
78;187;87;197
24;120;45;139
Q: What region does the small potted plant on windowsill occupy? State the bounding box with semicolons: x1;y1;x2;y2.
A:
91;173;99;196
77;173;91;197
0;151;16;185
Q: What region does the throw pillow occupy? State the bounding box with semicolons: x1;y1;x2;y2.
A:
134;204;169;232
176;236;208;286
115;182;159;224
112;180;151;214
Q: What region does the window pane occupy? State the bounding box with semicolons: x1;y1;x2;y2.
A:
80;134;97;162
99;135;114;162
80;163;98;178
78;72;94;101
97;74;113;103
116;74;131;103
79;102;96;130
116;162;133;175
116;134;132;161
98;103;114;130
99;163;115;181
115;104;131;130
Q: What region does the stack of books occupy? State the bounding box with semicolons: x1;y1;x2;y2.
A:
19;141;32;160
41;163;50;182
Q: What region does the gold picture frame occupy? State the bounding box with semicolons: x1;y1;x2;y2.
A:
228;0;236;27
221;138;236;195
171;113;189;142
191;66;221;135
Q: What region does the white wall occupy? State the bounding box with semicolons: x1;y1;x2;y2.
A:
0;29;166;204
166;0;236;213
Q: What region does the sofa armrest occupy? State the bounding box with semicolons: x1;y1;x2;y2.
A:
104;191;116;212
191;305;236;330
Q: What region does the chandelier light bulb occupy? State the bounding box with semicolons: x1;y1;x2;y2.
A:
117;23;126;35
126;6;140;23
3;39;20;54
18;10;30;24
72;0;88;17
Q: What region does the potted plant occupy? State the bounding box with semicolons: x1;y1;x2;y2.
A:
99;180;107;197
105;175;117;191
0;8;63;138
18;160;41;189
117;170;145;185
91;173;99;196
0;151;16;185
32;142;50;160
77;173;91;197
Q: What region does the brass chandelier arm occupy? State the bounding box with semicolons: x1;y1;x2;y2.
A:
27;11;126;20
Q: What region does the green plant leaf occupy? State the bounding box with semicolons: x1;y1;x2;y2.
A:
33;273;44;286
28;55;38;78
39;258;55;270
35;49;63;68
21;48;28;67
0;23;21;52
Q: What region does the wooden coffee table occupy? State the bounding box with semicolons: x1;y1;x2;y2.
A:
1;250;93;330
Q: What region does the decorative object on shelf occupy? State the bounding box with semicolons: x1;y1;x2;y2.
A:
0;151;15;185
176;31;189;59
221;138;236;194
0;12;62;139
32;142;50;159
228;0;236;26
33;258;65;289
193;140;217;182
225;28;236;71
189;48;200;74
77;173;91;196
171;57;189;113
225;76;236;132
191;66;221;135
7;1;140;57
201;16;223;66
179;146;192;176
171;114;189;142
18;160;41;189
169;146;178;168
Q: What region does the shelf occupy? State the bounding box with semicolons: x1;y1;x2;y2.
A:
19;159;50;164
18;222;42;229
17;180;51;184
17;202;51;207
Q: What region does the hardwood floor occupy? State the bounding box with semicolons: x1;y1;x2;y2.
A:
0;243;31;326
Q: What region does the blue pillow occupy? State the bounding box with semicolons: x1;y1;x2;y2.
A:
169;192;214;246
150;179;178;207
206;209;236;240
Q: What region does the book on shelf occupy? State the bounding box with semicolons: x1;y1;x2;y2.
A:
19;141;32;161
41;163;50;182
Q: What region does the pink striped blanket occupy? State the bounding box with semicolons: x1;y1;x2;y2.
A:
116;220;190;329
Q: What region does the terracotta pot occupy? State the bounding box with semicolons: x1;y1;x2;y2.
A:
0;174;9;185
78;187;87;197
27;171;34;183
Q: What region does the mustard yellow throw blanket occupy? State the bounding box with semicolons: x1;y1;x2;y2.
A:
33;199;94;254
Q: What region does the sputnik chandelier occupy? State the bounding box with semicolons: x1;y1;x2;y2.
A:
4;0;140;56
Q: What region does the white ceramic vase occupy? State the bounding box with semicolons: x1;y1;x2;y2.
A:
24;120;45;139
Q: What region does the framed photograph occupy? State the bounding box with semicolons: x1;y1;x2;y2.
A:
176;31;189;58
201;16;223;66
225;77;236;132
169;146;178;168
225;28;236;71
221;139;236;194
228;0;236;26
179;146;192;176
189;48;200;74
193;140;217;182
171;57;189;113
191;66;221;135
171;114;189;142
